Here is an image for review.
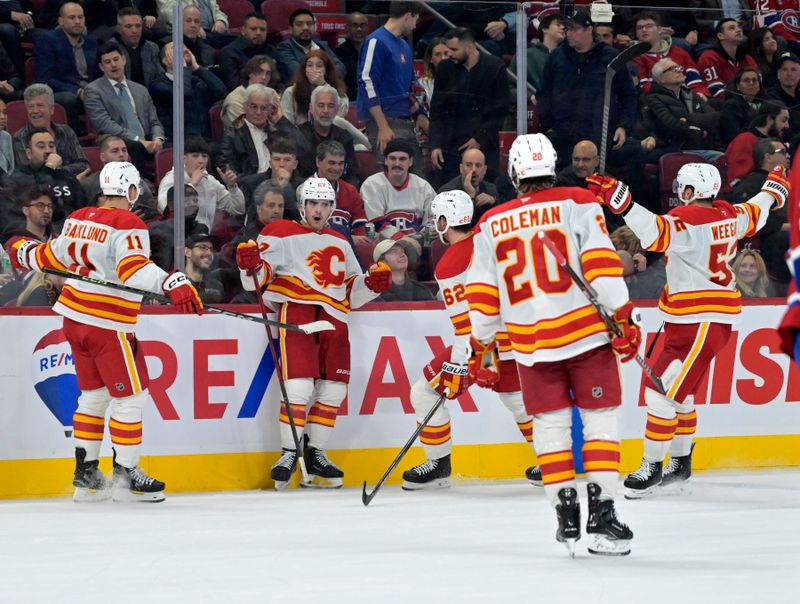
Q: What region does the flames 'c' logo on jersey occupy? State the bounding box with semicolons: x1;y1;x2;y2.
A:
306;246;345;288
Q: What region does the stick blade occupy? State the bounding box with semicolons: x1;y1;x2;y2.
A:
299;320;336;334
609;41;650;69
361;481;373;506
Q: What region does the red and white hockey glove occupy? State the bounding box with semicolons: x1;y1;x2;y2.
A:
761;165;790;210
609;301;641;363
468;336;500;388
429;361;470;399
162;271;204;315
586;173;632;215
365;261;392;293
8;238;39;271
236;240;262;274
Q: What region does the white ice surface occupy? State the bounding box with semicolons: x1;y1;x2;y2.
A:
2;470;799;604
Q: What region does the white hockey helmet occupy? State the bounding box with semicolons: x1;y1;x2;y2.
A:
673;162;721;203
100;161;140;206
431;190;473;242
297;177;337;223
507;133;558;188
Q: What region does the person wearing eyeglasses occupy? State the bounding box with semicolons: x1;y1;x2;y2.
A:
631;11;710;98
638;57;721;166
183;227;224;304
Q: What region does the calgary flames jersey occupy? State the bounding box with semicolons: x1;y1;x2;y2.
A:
624;194;774;324
19;206;168;332
247;219;374;322
466;187;629;366
434;232;514;365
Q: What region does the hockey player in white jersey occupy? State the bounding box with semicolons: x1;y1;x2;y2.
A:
400;190;542;491
236;177;392;489
587;162;790;497
8;162;204;503
466;134;640;556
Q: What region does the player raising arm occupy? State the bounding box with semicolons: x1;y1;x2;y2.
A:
589;162;789;497
236;177;392;489
399;190;542;491
8;162;204;503
466;134;639;557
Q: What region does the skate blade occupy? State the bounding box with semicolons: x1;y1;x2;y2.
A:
272;479;290;491
526;478;543;487
588;534;631;556
300;475;343;489
73;486;111;503
112;487;165;503
559;537;578;558
623;484;660;500
659;479;692;496
401;477;451;491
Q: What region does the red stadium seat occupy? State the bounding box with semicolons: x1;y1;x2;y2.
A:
209;102;224;140
82;146;103;173
261;0;310;44
154;148;174;186
428;238;447;275
217;0;252;32
345;104;363;129
354;239;377;271
714;154;731;198
356;150;380;181
658;152;706;213
6;101;67;135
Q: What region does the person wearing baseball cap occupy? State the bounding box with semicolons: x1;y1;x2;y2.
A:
183;226;224;304
371;238;434;302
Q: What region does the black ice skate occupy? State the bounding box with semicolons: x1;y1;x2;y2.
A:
623;458;663;499
586;483;633;556
555;487;581;557
661;444;694;493
401;454;451;490
302;445;344;489
271;449;298;490
72;447;110;503
525;465;543;487
112;451;165;503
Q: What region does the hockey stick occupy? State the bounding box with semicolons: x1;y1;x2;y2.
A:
251;273;309;484
42;268;334;334
598;41;650;174
646;322;664;358
361;392;447;506
537;232;665;394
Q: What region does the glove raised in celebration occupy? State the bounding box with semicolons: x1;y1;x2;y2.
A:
586;173;632;215
162;271;204;315
761;165;790;210
236;240;262;274
610;301;641;362
468;336;500;387
428;361;470;399
365;261;392;293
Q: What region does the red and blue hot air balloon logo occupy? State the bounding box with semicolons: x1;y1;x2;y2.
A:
32;329;79;436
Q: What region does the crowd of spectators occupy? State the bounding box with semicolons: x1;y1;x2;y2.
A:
0;0;795;307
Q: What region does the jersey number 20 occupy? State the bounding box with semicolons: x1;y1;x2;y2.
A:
496;229;571;304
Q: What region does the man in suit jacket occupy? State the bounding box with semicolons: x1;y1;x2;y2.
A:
216;84;303;190
275;8;345;82
84;40;165;171
113;7;164;88
35;2;99;135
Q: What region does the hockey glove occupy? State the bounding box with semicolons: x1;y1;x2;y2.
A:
429;361;470;399
236;240;262;274
586;173;632;215
9;238;39;271
609;301;641;363
468;336;500;387
365;261;392;293
162;271;204;315
761;165;790;210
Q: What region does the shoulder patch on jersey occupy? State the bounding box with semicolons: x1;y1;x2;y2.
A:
434;234;474;281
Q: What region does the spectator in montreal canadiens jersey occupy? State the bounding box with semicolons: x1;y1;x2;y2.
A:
306;140;369;246
360;138;436;276
697;18;758;99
